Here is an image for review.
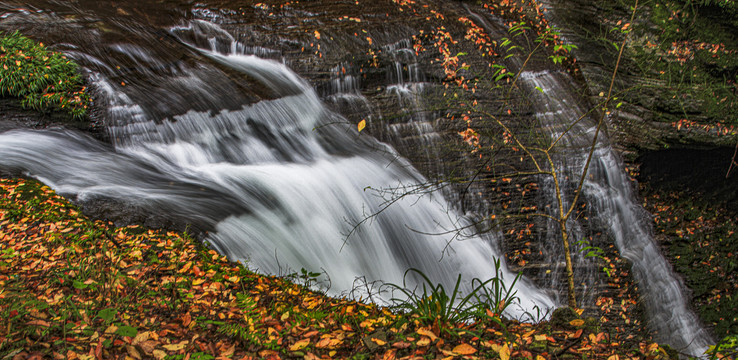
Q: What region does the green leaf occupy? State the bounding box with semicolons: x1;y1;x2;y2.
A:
535;86;544;93
72;280;88;289
97;308;117;322
115;325;138;338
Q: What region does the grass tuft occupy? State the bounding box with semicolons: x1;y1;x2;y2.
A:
0;31;90;119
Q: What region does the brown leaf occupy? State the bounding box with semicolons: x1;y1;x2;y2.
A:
220;345;235;357
136;340;159;355
132;332;150;346
126;345;142;360
26;320;50;327
392;341;411;349
182;312;192;327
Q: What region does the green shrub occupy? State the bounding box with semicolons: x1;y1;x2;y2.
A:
0;31;90;119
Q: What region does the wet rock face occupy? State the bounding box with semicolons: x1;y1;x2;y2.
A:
0;0;645;326
638;147;738;213
541;0;738;157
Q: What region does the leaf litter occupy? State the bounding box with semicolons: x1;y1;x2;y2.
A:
1;178;673;359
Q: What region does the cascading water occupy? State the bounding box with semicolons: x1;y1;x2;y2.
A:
0;19;555;319
518;69;713;356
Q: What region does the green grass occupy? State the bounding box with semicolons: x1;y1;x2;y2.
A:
0;31;90;119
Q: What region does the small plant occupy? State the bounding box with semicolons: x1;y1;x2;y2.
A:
471;258;521;318
0;30;90;119
384;260;520;334
707;334;738;360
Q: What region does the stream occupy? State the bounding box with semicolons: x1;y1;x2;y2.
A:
0;0;714;355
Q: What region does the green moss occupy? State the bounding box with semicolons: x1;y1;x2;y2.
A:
0;31;90;119
641;185;738;337
624;0;738;127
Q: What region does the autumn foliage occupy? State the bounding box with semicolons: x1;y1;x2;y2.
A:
0;177;676;359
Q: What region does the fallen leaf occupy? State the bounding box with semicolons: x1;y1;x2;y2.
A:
371;338;386;346
416;337;431;347
569;319;585;327
499;343;511;360
289;338;310;351
453;343;477;355
416;328;437;341
126;345;142;360
382;349;396;360
162;341;188;351
358;119;366;132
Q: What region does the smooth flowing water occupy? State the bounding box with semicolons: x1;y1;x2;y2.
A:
518;70;713;356
0;19;554;318
0;1;716;353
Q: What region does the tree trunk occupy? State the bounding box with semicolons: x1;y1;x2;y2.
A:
560;221;577;308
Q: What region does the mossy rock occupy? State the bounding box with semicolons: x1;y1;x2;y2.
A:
550;306;581;330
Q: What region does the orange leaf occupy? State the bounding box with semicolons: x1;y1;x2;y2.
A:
382;350;397;360
453;343;477;355
371;338;386;346
416;328;437;341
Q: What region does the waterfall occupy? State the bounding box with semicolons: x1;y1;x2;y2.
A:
0;20;555;319
519;70;713;356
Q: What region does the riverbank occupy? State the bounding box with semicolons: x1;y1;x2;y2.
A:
0;177;675;359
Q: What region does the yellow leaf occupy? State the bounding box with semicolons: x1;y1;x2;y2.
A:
534;334;547;341
314;30;321;39
416;328;437;341
499;343;510;360
162;341;188;351
289;338;310;351
357;119;366;132
416;337;431;346
152;350;167;360
536;356;546;360
569;319;585;327
452;343;477;355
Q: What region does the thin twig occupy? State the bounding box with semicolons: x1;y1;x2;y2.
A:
726;140;738;178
